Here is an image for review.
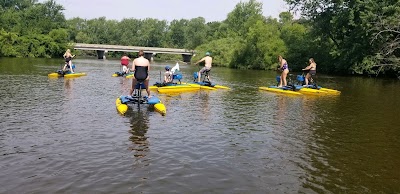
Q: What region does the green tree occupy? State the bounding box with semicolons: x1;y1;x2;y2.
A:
279;12;311;70
116;18;142;46
230;19;287;70
0;0;67;58
185;17;208;49
0;29;18;56
279;11;293;24
167;19;188;48
205;21;222;41
0;0;37;10
284;0;400;75
17;0;65;35
224;0;264;37
193;37;242;67
136;18;167;47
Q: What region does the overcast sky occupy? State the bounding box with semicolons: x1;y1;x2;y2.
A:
43;0;289;22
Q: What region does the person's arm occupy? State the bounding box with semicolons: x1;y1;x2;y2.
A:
302;64;311;70
194;57;206;65
279;60;284;69
131;60;136;72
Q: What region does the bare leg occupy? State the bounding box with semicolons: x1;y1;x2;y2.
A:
282;70;288;86
69;61;74;73
278;73;283;87
130;79;137;96
198;72;201;82
305;73;310;85
145;78;150;96
63;63;67;71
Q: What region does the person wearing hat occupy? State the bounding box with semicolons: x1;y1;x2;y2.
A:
194;52;212;82
164;65;173;83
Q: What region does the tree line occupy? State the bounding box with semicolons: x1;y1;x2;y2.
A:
1;0;399;77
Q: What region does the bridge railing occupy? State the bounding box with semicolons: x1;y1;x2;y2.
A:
73;43;195;55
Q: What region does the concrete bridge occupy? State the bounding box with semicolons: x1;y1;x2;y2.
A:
73;43;195;62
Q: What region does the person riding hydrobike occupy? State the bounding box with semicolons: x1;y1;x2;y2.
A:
129;50;151;97
302;58;317;86
164;65;173;84
194;52;212;82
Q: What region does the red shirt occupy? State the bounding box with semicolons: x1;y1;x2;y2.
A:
121;56;129;66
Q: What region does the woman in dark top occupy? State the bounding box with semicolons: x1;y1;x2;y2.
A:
129;50;151;97
63;49;75;73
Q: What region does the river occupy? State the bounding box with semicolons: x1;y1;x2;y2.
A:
0;57;399;193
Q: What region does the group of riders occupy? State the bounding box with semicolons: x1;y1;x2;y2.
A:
278;55;317;88
116;50;213;98
62;48;317;97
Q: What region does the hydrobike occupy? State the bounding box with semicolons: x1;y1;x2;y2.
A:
154;83;201;93
48;65;87;78
259;86;303;95
116;82;166;116
189;69;230;90
152;74;203;93
259;74;340;95
112;71;134;78
294;74;340;95
150;63;202;93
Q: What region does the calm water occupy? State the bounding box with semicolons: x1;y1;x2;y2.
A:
0;58;399;193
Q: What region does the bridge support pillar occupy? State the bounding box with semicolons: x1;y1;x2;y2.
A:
182;54;192;63
96;50;107;59
144;53;153;61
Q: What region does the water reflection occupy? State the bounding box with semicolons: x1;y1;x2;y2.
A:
64;78;74;99
198;91;210;120
126;109;150;159
275;95;288;122
299;96;319;124
1;58;400;193
119;77;131;94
